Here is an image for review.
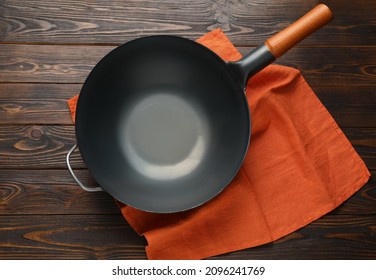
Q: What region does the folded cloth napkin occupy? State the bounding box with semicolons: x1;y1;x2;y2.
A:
68;29;370;260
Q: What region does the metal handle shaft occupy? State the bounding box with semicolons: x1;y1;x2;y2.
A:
66;143;103;192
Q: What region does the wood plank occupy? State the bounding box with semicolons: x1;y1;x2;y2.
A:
0;0;374;46
0;125;374;169
0;83;375;127
0;169;374;215
210;215;376;259
0;214;375;259
0;44;106;84
0;125;84;169
0;214;147;259
0;44;375;85
313;85;376;128
0;169;118;215
0;83;80;125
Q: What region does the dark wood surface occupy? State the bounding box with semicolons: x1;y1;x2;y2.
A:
0;0;375;259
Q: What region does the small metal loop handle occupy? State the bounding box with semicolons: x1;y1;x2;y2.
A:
66;143;103;192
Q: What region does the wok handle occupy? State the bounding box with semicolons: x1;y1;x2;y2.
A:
227;4;333;89
66;143;103;192
265;4;333;58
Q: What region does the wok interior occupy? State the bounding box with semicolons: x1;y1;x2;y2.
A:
76;36;250;212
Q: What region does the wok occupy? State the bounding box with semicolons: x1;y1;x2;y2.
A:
67;4;333;213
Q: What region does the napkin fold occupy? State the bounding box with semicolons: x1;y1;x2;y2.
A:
68;29;370;260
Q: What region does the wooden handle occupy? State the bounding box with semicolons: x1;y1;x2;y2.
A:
265;4;333;58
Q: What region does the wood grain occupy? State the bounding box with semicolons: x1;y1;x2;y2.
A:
0;169;118;215
0;169;374;215
0;125;374;169
1;44;375;85
0;214;374;259
0;214;147;259
210;215;376;259
0;44;103;83
313;85;376;128
0;0;374;46
0;83;80;125
0;125;84;169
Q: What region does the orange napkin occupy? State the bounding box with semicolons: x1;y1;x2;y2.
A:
68;29;370;259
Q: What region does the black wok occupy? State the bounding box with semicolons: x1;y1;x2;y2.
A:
67;5;333;213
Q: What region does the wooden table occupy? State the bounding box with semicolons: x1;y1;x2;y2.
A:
0;0;375;259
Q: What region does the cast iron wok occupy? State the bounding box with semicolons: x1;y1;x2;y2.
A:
67;5;333;213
